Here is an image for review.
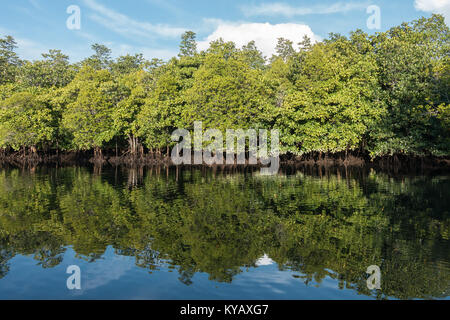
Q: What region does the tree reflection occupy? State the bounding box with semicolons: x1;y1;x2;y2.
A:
0;166;448;299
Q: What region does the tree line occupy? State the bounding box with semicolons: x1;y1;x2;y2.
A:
0;15;449;160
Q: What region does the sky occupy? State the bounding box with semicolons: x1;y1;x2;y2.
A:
0;0;449;62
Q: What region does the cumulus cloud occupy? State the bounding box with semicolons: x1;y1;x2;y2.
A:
198;21;320;58
414;0;450;23
255;254;275;266
241;1;369;17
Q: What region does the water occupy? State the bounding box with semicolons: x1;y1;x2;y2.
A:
0;165;449;300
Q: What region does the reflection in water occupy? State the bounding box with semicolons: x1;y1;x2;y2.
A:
0;165;449;299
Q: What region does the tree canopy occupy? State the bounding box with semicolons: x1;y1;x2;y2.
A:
0;15;448;159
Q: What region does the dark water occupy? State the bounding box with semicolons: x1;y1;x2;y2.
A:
0;165;449;300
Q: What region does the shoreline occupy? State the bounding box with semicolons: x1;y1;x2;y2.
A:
1;152;449;171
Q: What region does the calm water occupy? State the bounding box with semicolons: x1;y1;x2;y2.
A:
0;165;449;300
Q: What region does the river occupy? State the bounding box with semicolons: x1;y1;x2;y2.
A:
0;165;448;299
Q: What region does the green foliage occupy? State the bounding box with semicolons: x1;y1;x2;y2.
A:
368;15;450;156
112;70;152;153
81;43;112;70
179;31;197;57
138;59;191;150
111;54;147;76
275;32;383;155
242;41;266;70
18;50;74;88
0;35;20;85
0;89;56;151
273;37;296;62
182;44;270;133
0;15;449;158
61;66;117;150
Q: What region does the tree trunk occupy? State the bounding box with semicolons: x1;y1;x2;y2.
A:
94;146;102;159
128;135;141;157
128;135;135;156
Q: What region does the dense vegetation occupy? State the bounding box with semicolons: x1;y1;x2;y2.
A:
0;15;449;160
0;166;448;299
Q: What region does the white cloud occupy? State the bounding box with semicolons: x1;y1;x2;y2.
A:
198;21;320;58
255;254;275;266
415;0;450;22
83;0;186;39
241;1;369;17
69;253;134;296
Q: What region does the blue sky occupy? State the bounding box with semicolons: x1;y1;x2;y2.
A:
0;0;449;62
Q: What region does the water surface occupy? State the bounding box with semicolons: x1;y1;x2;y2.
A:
0;165;449;300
